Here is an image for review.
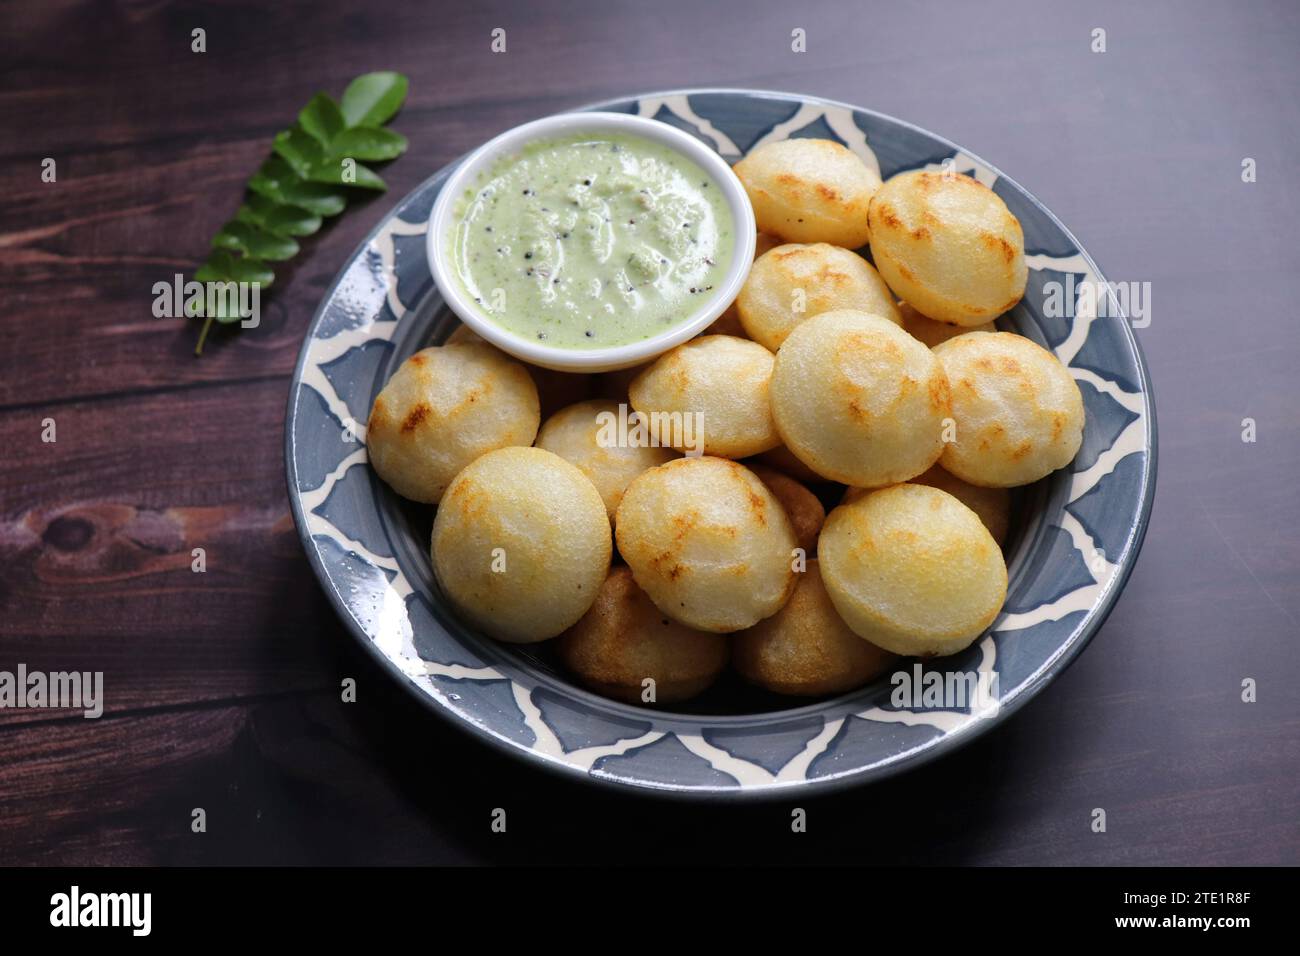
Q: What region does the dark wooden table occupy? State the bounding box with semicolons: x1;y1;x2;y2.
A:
2;0;1297;865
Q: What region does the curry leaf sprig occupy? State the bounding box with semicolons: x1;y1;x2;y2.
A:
191;72;410;354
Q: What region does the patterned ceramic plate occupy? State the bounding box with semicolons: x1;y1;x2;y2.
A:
286;89;1157;799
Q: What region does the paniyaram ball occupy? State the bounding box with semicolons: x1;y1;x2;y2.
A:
900;301;996;348
733;560;896;696
819;484;1007;657
615;457;798;633
629;335;780;459
845;463;1011;546
557;567;729;704
933;332;1085;487
431;446;611;643
747;463;825;556
868;170;1027;326
770;310;951;487
734;138;881;248
737;243;902;351
367;343;540;503
536;399;678;520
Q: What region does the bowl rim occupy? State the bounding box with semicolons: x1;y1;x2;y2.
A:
425;110;756;372
286;86;1158;801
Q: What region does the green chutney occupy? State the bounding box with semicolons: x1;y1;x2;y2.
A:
450;132;735;349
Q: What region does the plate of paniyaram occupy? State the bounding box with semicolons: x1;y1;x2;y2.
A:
287;89;1156;798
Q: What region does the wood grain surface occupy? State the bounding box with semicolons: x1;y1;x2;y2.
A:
2;0;1297;865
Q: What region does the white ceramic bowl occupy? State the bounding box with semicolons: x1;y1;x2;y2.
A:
427;112;756;372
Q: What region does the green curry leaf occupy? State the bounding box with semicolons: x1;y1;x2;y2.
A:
236;195;322;237
299;93;346;147
330;126;409;162
193;250;275;288
305;158;387;191
212;220;300;260
340;72;408;127
272;126;326;178
191;72;409;354
248;158;349;217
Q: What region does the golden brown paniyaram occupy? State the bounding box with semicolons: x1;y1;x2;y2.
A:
733;138;880;248
933;332;1085;487
747;463;825;556
431;446;611;643
536;399;677;520
558;567;729;704
819;483;1008;657
629;335;780;459
615;456;798;633
770;309;951;487
367;343;539;503
733;560;895;696
868;170;1026;326
737;242;902;351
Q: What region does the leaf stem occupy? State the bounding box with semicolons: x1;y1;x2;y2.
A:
195;315;215;356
